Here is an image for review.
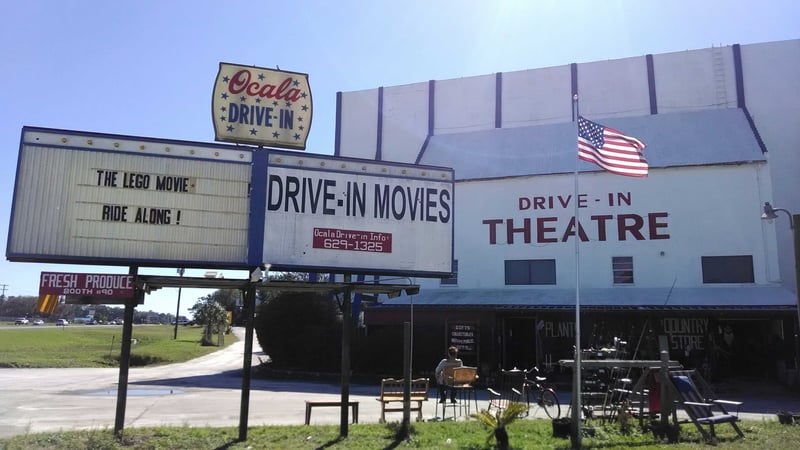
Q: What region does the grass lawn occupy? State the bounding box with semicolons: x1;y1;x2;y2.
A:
0;418;798;449
0;324;234;368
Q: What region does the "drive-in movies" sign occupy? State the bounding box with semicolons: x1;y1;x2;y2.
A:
261;152;454;275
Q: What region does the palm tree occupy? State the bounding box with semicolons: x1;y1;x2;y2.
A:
471;402;529;450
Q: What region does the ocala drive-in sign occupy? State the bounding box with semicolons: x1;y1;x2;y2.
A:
212;62;312;150
39;272;134;298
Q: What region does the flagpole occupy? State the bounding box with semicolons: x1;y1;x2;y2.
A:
571;94;583;449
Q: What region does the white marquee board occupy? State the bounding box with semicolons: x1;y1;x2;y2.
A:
7;128;252;266
262;152;454;276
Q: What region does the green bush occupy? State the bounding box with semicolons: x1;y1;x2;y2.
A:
255;292;342;371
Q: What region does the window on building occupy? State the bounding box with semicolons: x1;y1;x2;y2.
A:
505;259;556;285
701;255;754;283
441;260;458;285
612;256;634;284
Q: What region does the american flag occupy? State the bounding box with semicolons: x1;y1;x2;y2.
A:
577;116;648;177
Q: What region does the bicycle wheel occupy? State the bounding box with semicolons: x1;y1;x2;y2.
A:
539;389;560;419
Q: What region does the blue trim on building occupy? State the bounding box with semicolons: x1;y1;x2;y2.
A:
732;44;768;153
495;72;502;128
428;80;435;135
334;91;342;157
414;80;436;164
570;63;578;121
376;87;384;160
733;44;745;108
646;54;658;114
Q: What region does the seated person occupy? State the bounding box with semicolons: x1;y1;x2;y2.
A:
434;346;464;403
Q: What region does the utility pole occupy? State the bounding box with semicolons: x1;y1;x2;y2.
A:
0;284;8;301
173;269;185;340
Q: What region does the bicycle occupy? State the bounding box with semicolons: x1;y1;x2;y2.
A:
521;366;561;419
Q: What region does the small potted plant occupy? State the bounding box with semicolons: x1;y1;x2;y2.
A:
471;403;529;450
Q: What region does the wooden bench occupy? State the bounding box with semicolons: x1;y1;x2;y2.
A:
304;400;359;425
376;377;429;423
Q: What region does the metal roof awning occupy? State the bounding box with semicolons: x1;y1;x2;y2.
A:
135;275;419;297
369;286;797;313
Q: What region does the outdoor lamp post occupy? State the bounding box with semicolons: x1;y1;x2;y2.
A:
762;202;800;369
173;268;185;340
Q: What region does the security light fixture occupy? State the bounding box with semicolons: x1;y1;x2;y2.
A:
762;202;795;228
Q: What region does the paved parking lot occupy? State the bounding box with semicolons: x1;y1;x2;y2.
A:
0;328;798;438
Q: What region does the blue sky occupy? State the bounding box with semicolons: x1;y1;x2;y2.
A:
1;1;798;317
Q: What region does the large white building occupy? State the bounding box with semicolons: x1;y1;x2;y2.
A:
337;39;800;382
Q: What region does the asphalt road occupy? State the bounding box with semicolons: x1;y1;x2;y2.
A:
0;328;798;438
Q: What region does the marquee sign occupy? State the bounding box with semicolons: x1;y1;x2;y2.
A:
212;62;312;150
261;152;454;276
7;127;252;267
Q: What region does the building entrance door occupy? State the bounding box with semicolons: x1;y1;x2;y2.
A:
505;317;537;370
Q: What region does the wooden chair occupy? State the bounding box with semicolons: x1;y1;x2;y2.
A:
448;366;479;416
666;370;744;444
436;366;460;420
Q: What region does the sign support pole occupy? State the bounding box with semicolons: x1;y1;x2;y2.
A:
173;268;185;339
340;274;352;438
114;266;138;438
402;321;411;434
238;282;256;441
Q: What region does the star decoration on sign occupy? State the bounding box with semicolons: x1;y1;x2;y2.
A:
258;73;265;80
272;131;279;138
221;92;229;100
250;128;258;135
226;125;235;132
222;76;229;82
